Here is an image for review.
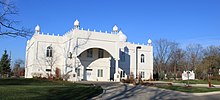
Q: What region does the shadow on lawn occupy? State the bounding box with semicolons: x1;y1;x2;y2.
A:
33;86;103;100
0;78;55;85
0;78;103;100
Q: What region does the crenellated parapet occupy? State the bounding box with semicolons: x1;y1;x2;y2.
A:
32;19;152;46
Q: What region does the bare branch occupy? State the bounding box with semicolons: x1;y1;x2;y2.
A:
0;0;32;38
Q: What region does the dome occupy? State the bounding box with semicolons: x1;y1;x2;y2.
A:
35;25;40;32
113;25;118;32
118;30;127;42
148;39;152;44
74;19;80;26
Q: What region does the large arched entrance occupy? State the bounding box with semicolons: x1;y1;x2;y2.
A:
77;48;115;81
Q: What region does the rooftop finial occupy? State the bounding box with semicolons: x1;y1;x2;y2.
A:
118;29;127;42
148;39;152;46
74;19;80;29
113;25;118;33
35;25;40;34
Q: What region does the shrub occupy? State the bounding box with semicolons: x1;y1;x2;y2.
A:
211;75;220;81
121;72;136;85
55;67;61;78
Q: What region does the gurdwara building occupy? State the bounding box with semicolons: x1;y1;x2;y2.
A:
25;20;153;81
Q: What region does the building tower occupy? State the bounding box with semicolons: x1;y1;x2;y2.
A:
74;19;80;29
35;25;40;34
148;39;152;46
113;25;118;33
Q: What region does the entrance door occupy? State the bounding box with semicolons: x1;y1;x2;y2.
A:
86;69;92;81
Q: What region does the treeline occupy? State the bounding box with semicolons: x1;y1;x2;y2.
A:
154;39;220;80
0;50;25;78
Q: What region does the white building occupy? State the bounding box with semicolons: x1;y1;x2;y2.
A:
25;19;153;82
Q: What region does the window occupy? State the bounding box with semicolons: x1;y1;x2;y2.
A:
141;54;144;63
68;52;72;59
98;49;104;58
46;46;53;57
87;49;93;58
140;71;145;78
97;69;103;77
121;52;125;62
120;71;125;78
75;68;80;76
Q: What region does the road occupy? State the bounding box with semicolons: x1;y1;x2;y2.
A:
77;81;220;100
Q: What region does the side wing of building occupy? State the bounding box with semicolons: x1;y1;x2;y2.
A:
25;34;66;78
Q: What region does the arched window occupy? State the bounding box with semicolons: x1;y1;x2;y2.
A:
46;46;53;57
141;54;144;63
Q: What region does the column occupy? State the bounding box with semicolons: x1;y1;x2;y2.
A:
114;58;120;82
115;59;118;74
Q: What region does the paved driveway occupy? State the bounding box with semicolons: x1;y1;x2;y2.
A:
77;81;220;100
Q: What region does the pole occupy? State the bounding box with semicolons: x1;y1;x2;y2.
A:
136;46;141;83
187;65;189;86
208;75;211;87
136;47;138;79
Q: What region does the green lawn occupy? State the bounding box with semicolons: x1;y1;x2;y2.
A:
155;85;220;93
172;80;220;85
0;78;103;100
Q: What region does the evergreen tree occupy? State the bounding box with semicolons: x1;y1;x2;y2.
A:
0;50;11;77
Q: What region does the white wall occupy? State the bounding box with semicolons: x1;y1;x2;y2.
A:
25;27;153;81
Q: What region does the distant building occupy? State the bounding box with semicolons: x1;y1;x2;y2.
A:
182;71;195;80
25;20;153;81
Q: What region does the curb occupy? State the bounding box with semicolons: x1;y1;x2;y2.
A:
152;86;220;96
89;84;106;100
191;91;220;96
90;88;106;100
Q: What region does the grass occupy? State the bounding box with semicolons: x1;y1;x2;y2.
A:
172;80;220;85
0;78;103;100
155;85;220;93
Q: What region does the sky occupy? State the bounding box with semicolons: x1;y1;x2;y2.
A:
0;0;220;62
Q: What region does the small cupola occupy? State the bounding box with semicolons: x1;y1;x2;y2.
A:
113;25;118;33
148;39;152;46
118;29;127;42
35;25;40;34
74;19;80;29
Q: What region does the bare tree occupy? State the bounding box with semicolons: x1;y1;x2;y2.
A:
169;47;186;79
44;50;59;78
153;39;178;79
198;45;220;78
12;59;24;77
186;44;203;71
0;0;32;37
37;45;60;78
63;31;91;80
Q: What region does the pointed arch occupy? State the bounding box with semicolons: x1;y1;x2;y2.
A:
141;54;144;63
46;46;53;57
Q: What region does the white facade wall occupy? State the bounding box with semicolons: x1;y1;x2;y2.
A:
25;21;153;81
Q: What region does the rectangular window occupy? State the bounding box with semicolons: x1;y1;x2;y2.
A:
140;71;145;78
76;68;80;76
98;49;104;58
120;71;125;77
97;69;103;77
87;49;93;58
